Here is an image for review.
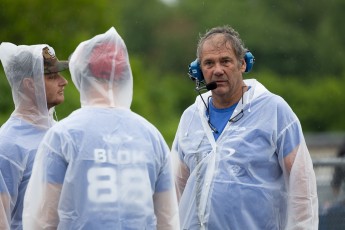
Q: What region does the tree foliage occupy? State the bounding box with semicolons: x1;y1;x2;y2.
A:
1;0;345;146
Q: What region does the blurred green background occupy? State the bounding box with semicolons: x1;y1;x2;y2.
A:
1;0;345;146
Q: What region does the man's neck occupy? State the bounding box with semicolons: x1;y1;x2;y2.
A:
212;85;247;109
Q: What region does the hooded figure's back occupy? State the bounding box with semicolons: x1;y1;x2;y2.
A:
23;27;179;230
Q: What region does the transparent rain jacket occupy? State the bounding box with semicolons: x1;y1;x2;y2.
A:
23;27;179;230
172;79;318;230
0;43;55;229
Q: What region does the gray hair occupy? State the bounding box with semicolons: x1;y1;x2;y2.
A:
196;25;247;64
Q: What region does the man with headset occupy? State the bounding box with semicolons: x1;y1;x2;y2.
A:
171;25;318;229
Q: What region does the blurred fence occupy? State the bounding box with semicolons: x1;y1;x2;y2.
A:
307;132;345;230
314;159;345;230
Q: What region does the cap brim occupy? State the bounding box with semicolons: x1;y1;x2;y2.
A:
56;61;69;72
44;60;69;74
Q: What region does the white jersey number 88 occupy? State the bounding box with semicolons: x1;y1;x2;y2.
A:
87;167;148;204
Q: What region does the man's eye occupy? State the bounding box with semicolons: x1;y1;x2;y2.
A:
204;61;212;67
46;74;57;80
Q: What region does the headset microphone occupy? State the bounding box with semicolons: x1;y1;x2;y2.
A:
194;81;219;133
195;81;217;92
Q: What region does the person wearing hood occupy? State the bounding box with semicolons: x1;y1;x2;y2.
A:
22;27;180;230
171;25;318;229
0;43;68;229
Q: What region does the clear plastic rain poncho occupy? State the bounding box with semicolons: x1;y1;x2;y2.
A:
0;43;57;229
23;27;180;230
172;79;318;230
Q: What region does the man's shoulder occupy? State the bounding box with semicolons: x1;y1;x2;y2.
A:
180;103;198;118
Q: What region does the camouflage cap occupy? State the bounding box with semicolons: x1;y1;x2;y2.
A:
43;46;69;74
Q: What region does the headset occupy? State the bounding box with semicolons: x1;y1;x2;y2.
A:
188;50;255;83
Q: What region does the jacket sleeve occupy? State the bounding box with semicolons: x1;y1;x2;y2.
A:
23;130;66;230
281;133;319;229
153;136;180;230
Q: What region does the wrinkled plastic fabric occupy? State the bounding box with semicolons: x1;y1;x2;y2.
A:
23;27;179;230
172;79;318;230
0;43;55;128
69;27;133;109
0;43;55;229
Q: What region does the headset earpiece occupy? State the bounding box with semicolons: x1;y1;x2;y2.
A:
188;50;255;82
188;59;204;82
244;50;255;73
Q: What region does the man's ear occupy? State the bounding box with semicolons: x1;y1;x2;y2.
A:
22;78;35;92
240;59;247;73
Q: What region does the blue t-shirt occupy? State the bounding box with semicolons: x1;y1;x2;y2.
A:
208;98;238;140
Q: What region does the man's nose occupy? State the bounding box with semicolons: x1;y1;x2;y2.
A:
213;63;224;75
58;74;68;86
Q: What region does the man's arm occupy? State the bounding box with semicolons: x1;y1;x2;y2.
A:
24;183;62;230
153;190;180;230
284;143;319;230
284;147;297;173
36;183;62;230
171;151;190;201
0;194;10;229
